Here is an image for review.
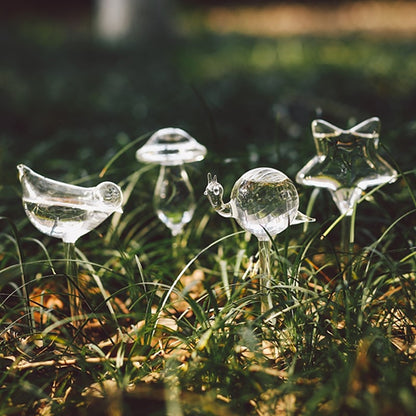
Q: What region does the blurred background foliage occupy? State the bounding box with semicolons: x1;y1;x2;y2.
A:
1;0;415;218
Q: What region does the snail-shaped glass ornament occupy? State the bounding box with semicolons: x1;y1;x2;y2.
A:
296;117;397;216
205;167;314;319
136;128;207;238
17;164;123;332
205;168;313;241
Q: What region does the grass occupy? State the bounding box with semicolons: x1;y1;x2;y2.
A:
1;11;416;415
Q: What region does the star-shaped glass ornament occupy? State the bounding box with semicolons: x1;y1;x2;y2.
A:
296;117;397;216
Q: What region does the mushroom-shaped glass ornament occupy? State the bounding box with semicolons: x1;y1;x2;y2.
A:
296;117;397;266
205;167;314;318
17;164;123;331
136;128;207;244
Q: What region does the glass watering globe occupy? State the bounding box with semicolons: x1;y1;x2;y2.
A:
204;167;314;321
136;128;207;250
17;164;123;332
296;117;397;268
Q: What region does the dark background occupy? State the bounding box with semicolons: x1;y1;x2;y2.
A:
1;0;415;210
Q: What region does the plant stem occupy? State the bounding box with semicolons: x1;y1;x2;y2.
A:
64;242;82;330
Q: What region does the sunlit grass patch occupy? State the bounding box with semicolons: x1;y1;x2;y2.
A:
1;14;416;414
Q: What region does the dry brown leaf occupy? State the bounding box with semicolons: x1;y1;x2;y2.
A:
29;282;65;324
256;389;296;416
169;269;205;316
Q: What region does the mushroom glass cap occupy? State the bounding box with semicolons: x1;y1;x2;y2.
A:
136;127;207;166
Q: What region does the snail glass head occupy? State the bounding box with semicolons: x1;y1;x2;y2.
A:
296;117;397;215
17;164;123;244
205;167;314;241
136;128;207;236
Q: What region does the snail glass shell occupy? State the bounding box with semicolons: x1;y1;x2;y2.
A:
229;168;300;240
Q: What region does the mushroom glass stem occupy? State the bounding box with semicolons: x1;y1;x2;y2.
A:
154;164;195;238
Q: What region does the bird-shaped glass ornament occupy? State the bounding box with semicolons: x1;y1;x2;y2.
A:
18;165;123;244
136;128;207;250
296;117;397;216
17;164;123;334
205;167;314;320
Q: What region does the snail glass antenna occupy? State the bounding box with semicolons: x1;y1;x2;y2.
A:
17;164;123;335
